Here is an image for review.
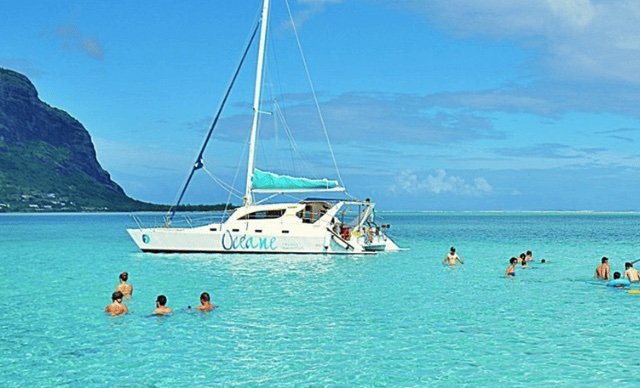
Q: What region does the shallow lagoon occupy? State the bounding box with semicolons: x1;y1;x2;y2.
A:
1;212;640;386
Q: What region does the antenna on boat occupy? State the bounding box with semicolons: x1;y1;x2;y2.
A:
244;0;271;207
164;18;261;226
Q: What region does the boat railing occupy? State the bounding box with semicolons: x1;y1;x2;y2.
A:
129;212;229;229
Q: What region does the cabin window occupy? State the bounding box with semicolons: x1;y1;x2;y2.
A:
239;209;286;220
282;230;289;234
232;229;240;232
255;229;262;233
209;227;217;232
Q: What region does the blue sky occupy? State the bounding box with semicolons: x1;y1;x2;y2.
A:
1;0;639;210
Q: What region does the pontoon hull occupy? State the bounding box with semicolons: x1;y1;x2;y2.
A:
127;225;399;255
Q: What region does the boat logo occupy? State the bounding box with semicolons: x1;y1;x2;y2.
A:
142;234;150;244
221;230;276;251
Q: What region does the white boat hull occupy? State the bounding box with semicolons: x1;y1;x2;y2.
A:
128;201;400;255
128;225;399;255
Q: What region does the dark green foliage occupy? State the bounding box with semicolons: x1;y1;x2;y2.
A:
0;67;230;213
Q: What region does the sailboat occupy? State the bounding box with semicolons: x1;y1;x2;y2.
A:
127;0;400;254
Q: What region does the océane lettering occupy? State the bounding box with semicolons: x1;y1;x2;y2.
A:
221;230;277;251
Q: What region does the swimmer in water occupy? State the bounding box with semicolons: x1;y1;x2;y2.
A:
518;253;526;264
625;262;640;282
196;292;217;312
595;257;610;280
442;247;464;267
505;257;517;277
152;295;173;315
115;271;133;298
608;272;628;288
105;291;128;316
520;258;528;269
525;250;534;262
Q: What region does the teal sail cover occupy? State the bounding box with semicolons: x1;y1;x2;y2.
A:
252;169;342;191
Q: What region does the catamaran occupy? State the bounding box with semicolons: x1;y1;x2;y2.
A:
127;0;400;254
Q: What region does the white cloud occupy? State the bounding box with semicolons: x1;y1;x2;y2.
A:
280;0;344;29
394;0;640;84
391;169;493;196
54;23;104;60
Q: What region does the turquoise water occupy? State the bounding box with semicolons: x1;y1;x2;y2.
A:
1;212;640;386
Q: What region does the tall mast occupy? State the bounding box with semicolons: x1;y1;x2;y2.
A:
244;0;270;206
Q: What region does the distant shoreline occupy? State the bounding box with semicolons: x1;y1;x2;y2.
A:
0;203;236;214
1;209;639;216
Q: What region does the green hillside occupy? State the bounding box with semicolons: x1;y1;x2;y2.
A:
0;67;227;212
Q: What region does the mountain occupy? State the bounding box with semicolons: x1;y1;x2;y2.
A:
0;67;151;212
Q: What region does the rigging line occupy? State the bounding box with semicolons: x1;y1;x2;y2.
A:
201;164;244;200
165;19;261;225
284;0;344;187
273;101;314;176
224;120;252;218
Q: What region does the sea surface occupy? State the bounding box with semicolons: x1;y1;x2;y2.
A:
1;212;640;386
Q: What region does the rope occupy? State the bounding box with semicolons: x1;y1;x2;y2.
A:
201;163;244;200
166;16;262;225
284;0;345;188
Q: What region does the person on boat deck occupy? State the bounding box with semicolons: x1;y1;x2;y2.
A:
624;262;640;282
608;271;628;288
525;250;534;262
505;257;517;277
196;292;217;312
115;271;133;298
152;295;173;315
443;247;464;267
366;227;374;243
595;257;610;280
105;291;128;316
340;225;350;240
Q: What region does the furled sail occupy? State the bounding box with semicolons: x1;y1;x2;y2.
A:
252;169;344;192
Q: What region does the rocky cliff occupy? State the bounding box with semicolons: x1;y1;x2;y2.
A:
0;67;145;211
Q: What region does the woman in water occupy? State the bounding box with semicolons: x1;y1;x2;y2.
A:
505;257;517;277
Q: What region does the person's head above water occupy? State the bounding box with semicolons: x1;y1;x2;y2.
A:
613;271;621;279
625;262;633;269
200;292;210;303
450;247;455;253
112;291;124;302
541;259;546;263
526;250;532;256
602;257;608;264
119;272;128;282
510;257;518;265
156;295;167;306
520;253;526;259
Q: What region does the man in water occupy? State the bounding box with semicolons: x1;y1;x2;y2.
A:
607;272;629;288
625;262;640;282
105;291;128;316
595;257;610;280
442;247;464;267
518;253;526;264
153;295;173;315
196;292;217;312
505;257;517;277
115;272;133;298
525;250;534;262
